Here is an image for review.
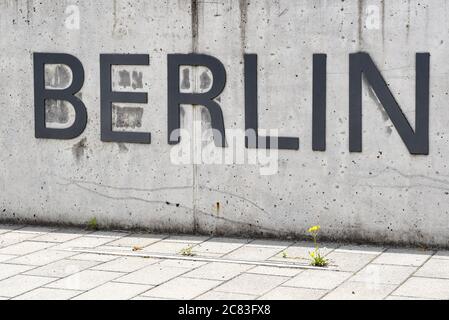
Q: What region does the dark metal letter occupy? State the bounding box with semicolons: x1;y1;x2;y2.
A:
33;53;87;139
312;54;327;151
167;54;226;147
244;54;299;150
349;52;429;155
100;54;151;143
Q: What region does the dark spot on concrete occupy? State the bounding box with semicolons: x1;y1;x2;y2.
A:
45;100;70;124
132;71;143;89
118;70;131;88
181;68;190;89
112;105;143;128
200;70;211;90
117;143;129;153
72;137;87;161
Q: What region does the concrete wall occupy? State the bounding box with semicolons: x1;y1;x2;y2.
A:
1;0;449;247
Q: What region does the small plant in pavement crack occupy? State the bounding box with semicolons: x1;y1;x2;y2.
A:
87;217;99;231
179;245;195;256
308;225;329;267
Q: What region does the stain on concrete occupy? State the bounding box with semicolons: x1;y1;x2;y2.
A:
200;70;211;90
112;105;143;128
132;71;143;89
72;137;87;161
181;68;191;89
117;143;129;153
45;100;70;124
118;70;131;88
239;0;248;51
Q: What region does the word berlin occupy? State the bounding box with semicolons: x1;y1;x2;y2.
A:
33;52;430;155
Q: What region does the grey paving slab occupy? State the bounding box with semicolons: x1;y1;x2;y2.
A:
415;258;449;279
54;236;116;249
0;241;55;255
0;225;24;234
259;286;327;300
107;233;167;248
13;288;82;300
85;231;129;239
325;251;378;272
157;259;206;269
0;275;56;297
32;229;88;243
0;254;16;262
0;232;43;248
350;264;416;285
284;270;352;290
393;277;449;299
269;241;336;263
0;263;35;281
143;241;199;255
214;273;288;296
223;245;282;261
69;253;119;262
196;291;258;300
184;262;253;281
72;282;152;300
372;248;433;267
322;281;397;300
91;257;159;273
15;226;58;234
336;245;385;255
247;266;303;277
434;251;449;260
193;237;249;255
163;235;210;244
142;277;221;299
46;270;124;291
7;249;76;266
115;264;189;286
24;259;100;278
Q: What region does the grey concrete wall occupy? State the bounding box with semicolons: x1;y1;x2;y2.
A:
1;0;449;247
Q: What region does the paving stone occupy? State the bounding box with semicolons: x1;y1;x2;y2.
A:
32;229;88;243
325;251;377;272
13;288;82;300
393;276;449;299
0;263;35;281
142;277;221;299
434;251;449;260
164;235;210;244
54;236;116;249
7;249;76;266
107;233;166;248
415;258;449;279
115;264;189;285
0;241;55;255
322;281;397;300
336;245;385;255
0;232;42;248
248;240;293;249
350;264;416;285
247;266;303;277
259;286;326;300
196;291;258;300
0;224;24;234
0;275;56;297
215;273;288;296
143;241;198;255
69;253;119;262
24;259;99;278
92;256;158;273
223;245;282;261
72;282;152;300
284;270;352;290
15;226;58;234
184;262;253;280
386;295;434;300
86;231;129;239
194;237;249;255
372;248;433;266
0;254;16;262
46;270;124;291
157;259;206;269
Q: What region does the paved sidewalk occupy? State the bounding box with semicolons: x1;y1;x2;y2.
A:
0;224;448;300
